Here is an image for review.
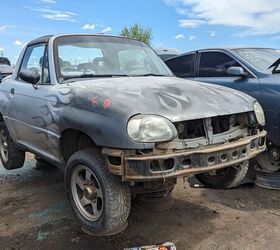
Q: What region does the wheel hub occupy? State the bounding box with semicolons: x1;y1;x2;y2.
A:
270;148;280;161
84;184;97;200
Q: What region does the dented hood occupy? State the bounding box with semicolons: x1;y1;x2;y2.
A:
67;76;255;122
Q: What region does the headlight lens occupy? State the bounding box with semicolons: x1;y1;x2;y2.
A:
127;115;177;143
254;101;265;125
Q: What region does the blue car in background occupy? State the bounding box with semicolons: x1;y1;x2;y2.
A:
165;47;280;172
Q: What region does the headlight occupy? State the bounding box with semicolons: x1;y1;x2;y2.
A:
254;101;265;125
127;115;177;143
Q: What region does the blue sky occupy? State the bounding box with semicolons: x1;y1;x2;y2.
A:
1;0;280;64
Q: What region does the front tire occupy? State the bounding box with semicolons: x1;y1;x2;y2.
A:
65;148;131;236
0;121;25;170
195;161;249;189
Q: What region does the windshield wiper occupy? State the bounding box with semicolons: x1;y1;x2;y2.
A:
268;58;280;74
61;74;131;83
133;73;170;77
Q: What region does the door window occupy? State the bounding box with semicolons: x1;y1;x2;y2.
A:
19;44;50;84
165;54;195;77
199;52;240;77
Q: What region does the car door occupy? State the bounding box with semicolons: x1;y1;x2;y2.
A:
193;51;261;100
4;43;60;160
165;53;195;79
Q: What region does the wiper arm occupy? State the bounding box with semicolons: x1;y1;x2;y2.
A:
61;74;131;83
268;58;280;74
133;73;169;77
80;74;131;78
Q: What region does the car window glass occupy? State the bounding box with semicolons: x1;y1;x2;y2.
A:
199;52;240;77
20;44;50;84
58;46;103;76
117;49;153;73
165;54;194;76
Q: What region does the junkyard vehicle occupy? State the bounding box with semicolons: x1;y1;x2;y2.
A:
165;48;280;173
155;47;182;61
0;35;266;236
0;64;13;83
0;57;11;66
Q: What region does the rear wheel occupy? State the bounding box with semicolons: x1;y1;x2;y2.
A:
65;148;131;236
256;146;280;172
0;122;25;170
195;161;249;189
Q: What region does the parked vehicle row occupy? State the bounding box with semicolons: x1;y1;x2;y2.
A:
0;34;267;236
0;57;13;83
165;48;280;172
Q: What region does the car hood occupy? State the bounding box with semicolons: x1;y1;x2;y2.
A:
65;76;255;122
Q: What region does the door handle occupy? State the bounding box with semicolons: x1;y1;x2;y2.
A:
10;88;15;95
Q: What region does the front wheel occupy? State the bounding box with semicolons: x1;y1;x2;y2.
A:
195;161;249;189
65;148;131;236
0;121;25;170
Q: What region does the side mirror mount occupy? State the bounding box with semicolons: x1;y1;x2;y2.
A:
19;69;40;85
227;66;247;77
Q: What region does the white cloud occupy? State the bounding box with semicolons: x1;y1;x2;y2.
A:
0;25;8;32
41;0;56;3
24;6;77;22
179;19;205;28
174;34;185;39
14;40;24;46
0;47;3;52
188;35;196;41
101;27;112;33
82;24;95;30
209;31;216;37
166;0;280;36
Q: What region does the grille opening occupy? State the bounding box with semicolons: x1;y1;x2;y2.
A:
242;148;247;155
221;154;227;161
182;158;191;167
150;159;174;172
175;118;205;139
208;156;216;164
212;115;230;134
108;156;121;166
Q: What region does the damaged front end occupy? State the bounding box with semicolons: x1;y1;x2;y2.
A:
103;112;266;181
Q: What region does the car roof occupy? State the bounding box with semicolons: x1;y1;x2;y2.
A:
175;47;277;57
27;33;146;46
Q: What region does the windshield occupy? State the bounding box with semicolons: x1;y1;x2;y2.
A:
232;48;280;73
0;64;13;74
54;35;173;81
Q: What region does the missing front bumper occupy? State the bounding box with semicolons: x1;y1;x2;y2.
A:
102;130;267;181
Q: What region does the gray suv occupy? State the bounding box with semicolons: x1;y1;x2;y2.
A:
0;36;266;236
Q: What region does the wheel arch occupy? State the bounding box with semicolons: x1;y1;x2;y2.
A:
60;128;99;163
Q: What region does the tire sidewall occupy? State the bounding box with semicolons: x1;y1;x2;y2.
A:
65;149;129;235
195;161;249;189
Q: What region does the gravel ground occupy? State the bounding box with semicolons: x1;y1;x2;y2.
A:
0;154;280;250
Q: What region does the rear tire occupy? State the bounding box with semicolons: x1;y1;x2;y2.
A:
65;148;131;236
195;161;249;189
0;121;25;170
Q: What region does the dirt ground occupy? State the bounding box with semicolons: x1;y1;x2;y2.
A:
0;154;280;250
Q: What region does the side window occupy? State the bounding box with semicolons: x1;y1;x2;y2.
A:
19;44;50;84
199;52;240;77
165;54;194;77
